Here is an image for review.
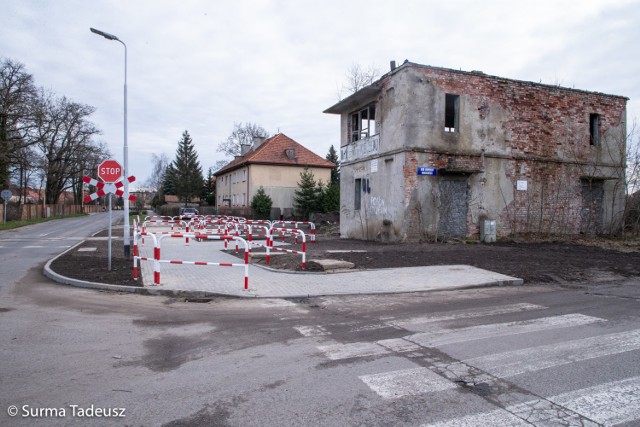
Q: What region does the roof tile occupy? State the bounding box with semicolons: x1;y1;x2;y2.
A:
215;133;335;175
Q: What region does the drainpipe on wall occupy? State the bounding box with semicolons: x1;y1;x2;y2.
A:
246;167;250;218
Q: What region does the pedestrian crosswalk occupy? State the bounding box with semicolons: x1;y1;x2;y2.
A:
295;302;640;426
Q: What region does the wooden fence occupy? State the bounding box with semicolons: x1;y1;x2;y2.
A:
0;204;103;222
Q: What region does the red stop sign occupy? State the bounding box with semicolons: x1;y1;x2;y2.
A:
98;159;123;183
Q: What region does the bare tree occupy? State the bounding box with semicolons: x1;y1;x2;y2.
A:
33;91;101;204
145;153;170;192
216;122;269;158
0;58;39;189
212;159;228;173
337;63;382;100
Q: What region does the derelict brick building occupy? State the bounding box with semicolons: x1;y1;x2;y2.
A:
324;61;628;241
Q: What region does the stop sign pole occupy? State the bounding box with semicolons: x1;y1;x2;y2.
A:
98;159;122;271
83;165;136;271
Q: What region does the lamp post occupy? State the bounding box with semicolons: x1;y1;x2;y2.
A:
90;27;131;258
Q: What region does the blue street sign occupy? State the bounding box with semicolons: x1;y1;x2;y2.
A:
417;167;437;176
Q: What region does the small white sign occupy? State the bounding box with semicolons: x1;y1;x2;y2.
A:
517;180;528;191
371;159;378;173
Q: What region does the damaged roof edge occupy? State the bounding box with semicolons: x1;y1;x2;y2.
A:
323;60;628;115
323;85;383;115
323;61;412;114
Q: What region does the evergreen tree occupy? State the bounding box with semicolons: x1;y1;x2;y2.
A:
201;167;215;205
320;181;340;212
162;163;177;196
169;131;204;205
251;186;273;220
326;145;340;184
294;168;321;220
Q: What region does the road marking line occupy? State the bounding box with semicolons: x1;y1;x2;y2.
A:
318;341;390;360
407;314;606;348
360;367;454;399
466;328;640;378
391;303;547;327
23;246;45;248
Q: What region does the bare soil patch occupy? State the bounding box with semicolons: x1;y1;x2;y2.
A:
50;237;141;287
48;226;640;287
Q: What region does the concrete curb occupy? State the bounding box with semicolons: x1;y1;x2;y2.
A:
43;239;524;299
42;240;237;299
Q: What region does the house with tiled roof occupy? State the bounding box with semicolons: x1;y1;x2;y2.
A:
213;133;335;217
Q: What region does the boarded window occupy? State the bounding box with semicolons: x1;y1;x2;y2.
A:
445;94;459;132
354;178;362;210
581;179;604;234
590;113;600;145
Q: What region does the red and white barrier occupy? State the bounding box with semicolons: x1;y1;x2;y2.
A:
249;227;307;269
271;220;316;243
133;232;250;290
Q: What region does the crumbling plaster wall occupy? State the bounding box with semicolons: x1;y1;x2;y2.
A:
339;64;627;240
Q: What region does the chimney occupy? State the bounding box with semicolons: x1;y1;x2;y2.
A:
240;143;251;155
390;60;396;71
252;136;266;150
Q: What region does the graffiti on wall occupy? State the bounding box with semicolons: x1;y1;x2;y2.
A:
369;196;388;216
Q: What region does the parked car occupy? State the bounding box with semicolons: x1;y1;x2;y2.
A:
179;207;199;220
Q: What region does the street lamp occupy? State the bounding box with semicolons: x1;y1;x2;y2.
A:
90;27;131;258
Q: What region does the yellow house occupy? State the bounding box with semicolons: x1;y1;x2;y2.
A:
214;133;335;218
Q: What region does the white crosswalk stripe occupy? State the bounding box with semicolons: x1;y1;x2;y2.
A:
465;328;640;378
550;376;640;426
318;341;390;360
407;313;605;347
390;302;546;327
293;325;329;337
315;314;605;362
360;367;455;399
310;302;640;426
425;377;640;426
423;409;531;427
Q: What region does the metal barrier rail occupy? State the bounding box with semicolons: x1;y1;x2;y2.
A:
141;219;191;243
271;220;316;243
251;227;307;270
133;232;250;290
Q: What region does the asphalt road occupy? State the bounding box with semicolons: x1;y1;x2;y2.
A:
0;212;119;289
1;215;640;426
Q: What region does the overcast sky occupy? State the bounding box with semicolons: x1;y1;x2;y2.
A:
3;0;640;188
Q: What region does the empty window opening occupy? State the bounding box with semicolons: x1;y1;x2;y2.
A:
590;113;600;145
445;94;459;132
354;178;362;210
350;104;377;142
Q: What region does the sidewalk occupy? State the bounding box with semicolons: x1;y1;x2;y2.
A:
45;234;523;299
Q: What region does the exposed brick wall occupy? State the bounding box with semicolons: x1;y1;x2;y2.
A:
499;160;585;236
417;66;626;160
403;152;421;240
416;65;626;237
